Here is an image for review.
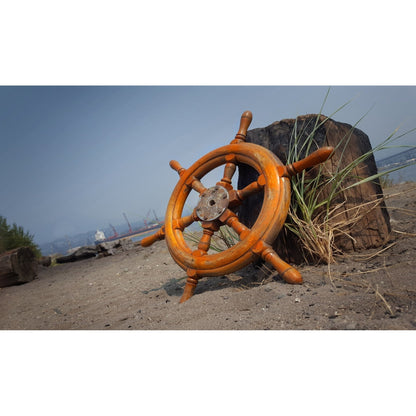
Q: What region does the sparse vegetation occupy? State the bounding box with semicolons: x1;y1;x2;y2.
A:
285;91;416;264
0;215;41;257
184;225;239;252
378;173;394;189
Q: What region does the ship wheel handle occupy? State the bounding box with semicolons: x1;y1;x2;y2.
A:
141;111;333;303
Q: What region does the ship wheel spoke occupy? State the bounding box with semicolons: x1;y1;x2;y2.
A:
236;174;266;202
196;229;214;254
169;160;207;195
190;177;207;195
221;209;251;239
174;210;199;231
192;222;220;257
219;162;237;187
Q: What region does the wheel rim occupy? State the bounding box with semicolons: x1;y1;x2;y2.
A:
164;142;291;277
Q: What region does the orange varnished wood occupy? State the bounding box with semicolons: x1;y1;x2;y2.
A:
232;110;252;143
219;162;236;188
140;226;165;247
236;174;266;201
173;210;198;231
180;271;198;303
141;111;334;302
283;147;334;177
253;240;302;284
169;160;186;176
189;177;207;194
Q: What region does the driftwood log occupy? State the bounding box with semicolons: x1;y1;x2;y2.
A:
0;247;38;287
96;238;135;258
56;246;97;263
56;238;135;263
238;114;391;264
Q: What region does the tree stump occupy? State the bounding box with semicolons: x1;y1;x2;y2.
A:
0;247;38;287
237;114;391;264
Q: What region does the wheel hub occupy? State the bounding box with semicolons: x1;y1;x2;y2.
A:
196;185;229;221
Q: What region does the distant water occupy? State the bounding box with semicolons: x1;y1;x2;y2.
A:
131;230;157;243
378;161;416;183
377;148;416;183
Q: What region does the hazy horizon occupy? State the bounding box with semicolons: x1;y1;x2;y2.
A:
1;86;416;246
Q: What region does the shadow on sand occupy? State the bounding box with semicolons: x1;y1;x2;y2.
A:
142;264;282;298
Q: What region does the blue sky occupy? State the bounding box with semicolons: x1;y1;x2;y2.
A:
1;85;415;245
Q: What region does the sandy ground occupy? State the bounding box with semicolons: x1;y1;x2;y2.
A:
1;183;416;330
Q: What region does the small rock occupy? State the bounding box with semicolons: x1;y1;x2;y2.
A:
295;298;300;303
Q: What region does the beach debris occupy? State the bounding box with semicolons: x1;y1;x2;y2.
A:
0;247;38;287
56;246;97;263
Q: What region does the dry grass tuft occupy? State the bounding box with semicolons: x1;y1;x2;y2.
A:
285;92;415;265
184;225;239;253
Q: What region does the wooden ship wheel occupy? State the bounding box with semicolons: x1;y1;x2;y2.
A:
141;111;333;303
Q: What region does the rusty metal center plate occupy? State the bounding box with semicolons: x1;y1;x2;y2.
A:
196;185;229;221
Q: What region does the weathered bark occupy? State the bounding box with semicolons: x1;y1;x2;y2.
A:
0;247;38;287
238;114;391;264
